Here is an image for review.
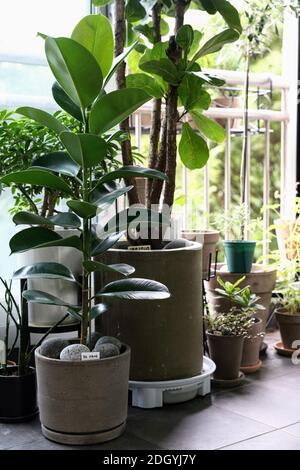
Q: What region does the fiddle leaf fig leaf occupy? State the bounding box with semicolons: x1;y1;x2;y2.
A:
125;0;147;23
52;82;83;122
179;123;209;170
126;73;164;99
139;58;180;85
71;14;114;77
0;169;74;196
60;132;107;168
176;25;194;55
191;111;226;143
211;0;242;33
178;74;211;111
32;151;80;177
190;29;239;63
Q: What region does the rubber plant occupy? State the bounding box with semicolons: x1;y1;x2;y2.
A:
0;14;170;345
94;0;242;209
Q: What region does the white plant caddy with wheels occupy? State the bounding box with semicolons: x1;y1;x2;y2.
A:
129;356;216;409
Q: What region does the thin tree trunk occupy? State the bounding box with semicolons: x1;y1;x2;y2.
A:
47;191;58;217
147;3;162;206
41;189;49;217
114;0;140;206
150;112;168;205
240;47;250;239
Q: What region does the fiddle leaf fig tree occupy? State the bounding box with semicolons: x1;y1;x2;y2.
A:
0;14;170;345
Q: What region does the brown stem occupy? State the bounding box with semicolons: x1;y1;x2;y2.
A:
41;189;49;217
114;0;140;206
47;191;58;217
150;111;167;205
80;274;89;345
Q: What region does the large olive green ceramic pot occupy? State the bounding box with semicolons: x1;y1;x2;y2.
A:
95;242;203;382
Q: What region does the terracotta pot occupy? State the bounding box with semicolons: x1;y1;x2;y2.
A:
276;308;300;350
241;317;264;368
95;242;203;381
274;219;300;263
212;96;241;128
16;229;81;327
0;366;38;423
181;230;219;277
35;345;130;445
204;264;276;330
207;333;244;380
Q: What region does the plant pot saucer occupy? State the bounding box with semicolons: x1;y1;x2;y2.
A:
240;360;262;375
274;341;294;357
42;422;126;446
212;371;245;388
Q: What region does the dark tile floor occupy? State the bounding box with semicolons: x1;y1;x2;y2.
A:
2;331;300;450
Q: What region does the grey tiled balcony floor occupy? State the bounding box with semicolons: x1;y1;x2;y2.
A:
1;331;300;450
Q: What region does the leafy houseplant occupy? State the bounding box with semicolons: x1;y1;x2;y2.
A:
1;14;170;444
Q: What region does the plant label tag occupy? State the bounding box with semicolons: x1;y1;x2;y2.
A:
81;352;100;361
128;245;151;251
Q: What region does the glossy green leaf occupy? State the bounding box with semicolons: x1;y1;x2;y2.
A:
67;200;98;219
52;82;83;122
16;106;67;135
97;278;170;300
178;74;211;111
92;0;112;5
89;303;108;320
23;289;79;308
191;111;226;143
211;0;242;33
71;14;114;77
196;0;217;14
179;123;209;170
0;170;73;195
139;58;180;85
13;211;81;229
176;25;194;54
32;151;80;177
60;132;107;168
13;262;76;282
125;0;146;23
10;227;82;254
126;73;164;99
90;185;133;209
95;166;167;187
191;29;239;61
188;30;203;58
104;41;138;87
90;88;150;135
91;231;125;256
83;260;135;277
45;37;103;109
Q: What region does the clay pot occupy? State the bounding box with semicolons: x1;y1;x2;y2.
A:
181;230;219;277
207;333;244;380
95;242;203;381
0;366;38;423
274;219;300;263
241;317;264;368
204;264;277;330
276;308;300;350
35;345;130;445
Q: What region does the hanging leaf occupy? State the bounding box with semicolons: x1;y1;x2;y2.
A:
83;260;135;277
13;211;81;229
179;123;209;170
13;262;76;282
90;88;150;135
211;0;242;33
92;231;125;257
125;0;147;23
22;290;79;308
126;73;164;99
190;29;239;62
71;14;114;77
139;58;180;85
0;169;74;195
97;278;170;300
104;41;138;87
178;74;211;111
48;212;81;228
52;82;83;122
94;166;167;188
191;111;226;143
32;151;80;177
176;25;194;55
60;132;107;168
9;227;82;254
89;185;133;209
45;37;103;109
89;303;108;320
16;107;67;135
67;200;98;219
196;0;217;14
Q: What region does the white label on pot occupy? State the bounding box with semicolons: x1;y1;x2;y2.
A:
81;352;100;361
128;245;151;251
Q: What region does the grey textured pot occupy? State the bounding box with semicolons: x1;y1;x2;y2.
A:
207;333;244;380
204;263;276;330
35;345;130;445
181;230;219;278
276;308;300;350
16;229;81;327
95;242;203;381
241;317;264;369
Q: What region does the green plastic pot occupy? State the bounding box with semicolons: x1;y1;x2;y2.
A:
223;240;256;273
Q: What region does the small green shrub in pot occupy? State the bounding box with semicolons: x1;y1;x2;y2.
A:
0;14;170;444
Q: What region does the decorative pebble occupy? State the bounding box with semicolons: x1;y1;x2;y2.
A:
88;332;102;350
95;336;122;351
40;338;69;359
94;343;120;359
163;239;194;250
60;344;90;361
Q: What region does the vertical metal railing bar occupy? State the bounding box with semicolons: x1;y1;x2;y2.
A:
280;89;288;216
135;112;142;152
244;132;251;240
263;120;271;259
204;142;210;227
224;118;232;238
183;166;189;229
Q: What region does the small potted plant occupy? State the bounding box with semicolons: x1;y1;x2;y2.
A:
181;226;220;278
1;14;170;445
206;307;254;383
215;276;265;373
